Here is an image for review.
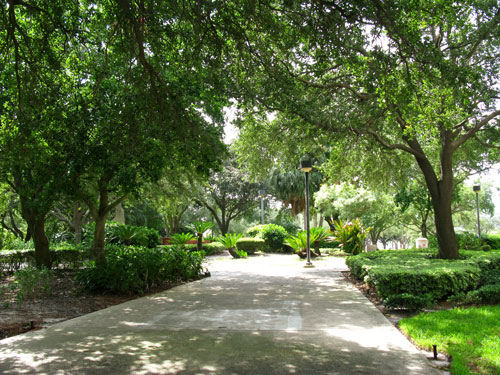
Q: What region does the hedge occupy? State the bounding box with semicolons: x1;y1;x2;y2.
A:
0;248;89;273
160;242;225;256
236;237;265;254
346;249;500;309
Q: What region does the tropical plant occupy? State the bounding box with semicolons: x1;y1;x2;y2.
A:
309;227;331;255
333;219;371;255
216;233;243;258
112;225;146;246
189;221;214;251
171;232;195;247
285;231;320;259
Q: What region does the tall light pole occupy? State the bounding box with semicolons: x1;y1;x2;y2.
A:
473;185;481;238
301;159;314;268
259;189;266;225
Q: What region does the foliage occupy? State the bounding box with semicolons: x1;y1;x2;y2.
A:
236;237;265;254
189;221;214;235
247;224;288;252
429;232;493;251
162;242;225;256
235;249;248;258
315;183;396;243
346;249;500;309
109;224;160;248
285;231;319;254
400;306;500;375
215;233;243;249
333;219;371;255
484;235;500;250
13;266;53;305
76;246;205;294
230;1;500;260
195;156;261;235
171;233;196;246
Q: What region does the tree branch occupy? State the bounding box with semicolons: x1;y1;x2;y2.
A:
452;110;500;151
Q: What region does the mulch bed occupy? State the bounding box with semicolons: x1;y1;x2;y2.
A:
0;269;183;340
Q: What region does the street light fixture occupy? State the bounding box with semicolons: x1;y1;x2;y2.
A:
301;159;314;268
259;189;266;225
473;185;481;238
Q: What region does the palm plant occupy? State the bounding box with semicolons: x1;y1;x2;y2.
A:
285;231;320;259
171;232;195;247
333;218;371;255
216;233;243;258
189;221;214;251
310;227;332;256
113;225;146;246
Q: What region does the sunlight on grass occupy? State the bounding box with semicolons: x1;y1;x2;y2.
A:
399;306;500;375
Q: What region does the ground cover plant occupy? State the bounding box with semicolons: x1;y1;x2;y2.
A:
399;306;500;375
346;249;500;309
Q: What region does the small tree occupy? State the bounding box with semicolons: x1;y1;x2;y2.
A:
189;221;214;251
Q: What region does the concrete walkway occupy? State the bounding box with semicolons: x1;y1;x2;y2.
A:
0;254;440;374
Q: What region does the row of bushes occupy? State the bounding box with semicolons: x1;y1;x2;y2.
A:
161;242;226;256
76;246;206;294
346;249;500;310
428;232;500;251
0;247;88;273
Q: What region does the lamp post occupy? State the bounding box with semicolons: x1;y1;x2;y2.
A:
473;185;481;238
301;159;314;268
259;189;266;225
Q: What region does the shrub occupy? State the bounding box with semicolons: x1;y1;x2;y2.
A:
76;246;205;294
333;218;371;255
109;224;160;248
171;232;195;246
236;237;264;254
466;284;500;304
14;266;54;304
216;233;243;258
384;293;435;311
456;232;491;251
346;249;500;309
247;224;288;251
484;234;500;250
162;242;225;256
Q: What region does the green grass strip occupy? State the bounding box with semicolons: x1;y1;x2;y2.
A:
399;306;500;375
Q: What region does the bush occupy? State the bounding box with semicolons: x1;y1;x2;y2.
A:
247;224;288;251
76;246;205;294
162;242;225;256
466;284;500;304
456;232;491;251
236;237;264;254
384;293;435;311
108;224;160;248
484;234;500;250
333;218;370;255
14;266;53;304
346;249;500;309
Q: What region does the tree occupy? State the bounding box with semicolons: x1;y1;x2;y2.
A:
0;1;81;267
195;159;261;234
227;0;500;259
315;183;397;244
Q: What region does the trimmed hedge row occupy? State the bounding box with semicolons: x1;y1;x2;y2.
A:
346;249;500;309
160;242;225;256
236;237;265;254
0;248;88;272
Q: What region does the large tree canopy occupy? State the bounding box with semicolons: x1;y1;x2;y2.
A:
0;1;229;265
227;0;500;259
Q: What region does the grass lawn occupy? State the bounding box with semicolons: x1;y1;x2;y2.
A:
399;305;500;375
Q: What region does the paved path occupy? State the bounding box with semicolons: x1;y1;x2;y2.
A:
0;254;440;374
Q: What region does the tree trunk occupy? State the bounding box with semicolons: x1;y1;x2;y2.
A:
32;217;51;269
312;211;318;228
73;203;84;244
432;194;459;259
113;202;125;224
197;233;203;251
92;215;107;264
409;132;459;259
